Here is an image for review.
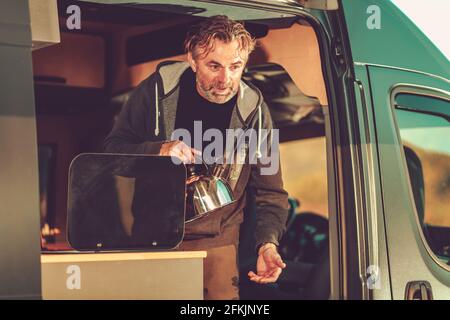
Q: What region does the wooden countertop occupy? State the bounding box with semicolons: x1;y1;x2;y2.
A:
41;251;207;263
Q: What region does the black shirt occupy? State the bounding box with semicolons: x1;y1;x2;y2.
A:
174;68;237;155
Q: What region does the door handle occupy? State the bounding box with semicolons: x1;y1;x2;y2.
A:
405;281;433;300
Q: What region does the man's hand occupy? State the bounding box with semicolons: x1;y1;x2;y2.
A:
248;243;286;284
159;141;201;164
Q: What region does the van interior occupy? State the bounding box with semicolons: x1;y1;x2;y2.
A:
34;0;331;299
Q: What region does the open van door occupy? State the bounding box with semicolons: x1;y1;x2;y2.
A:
340;0;450;299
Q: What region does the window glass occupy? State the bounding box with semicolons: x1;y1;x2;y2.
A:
395;93;450;262
279;137;328;218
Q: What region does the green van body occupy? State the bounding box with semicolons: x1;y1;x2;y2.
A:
340;0;450;300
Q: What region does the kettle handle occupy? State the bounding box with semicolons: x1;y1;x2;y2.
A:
193;154;210;173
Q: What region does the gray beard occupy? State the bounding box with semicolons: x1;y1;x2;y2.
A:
196;78;237;104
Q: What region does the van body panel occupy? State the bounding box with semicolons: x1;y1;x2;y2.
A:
366;65;450;299
341;0;449;81
0;0;42;299
352;64;392;300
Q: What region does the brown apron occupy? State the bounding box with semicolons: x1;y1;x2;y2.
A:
177;223;241;300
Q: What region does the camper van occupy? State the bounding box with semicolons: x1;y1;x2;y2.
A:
0;0;449;300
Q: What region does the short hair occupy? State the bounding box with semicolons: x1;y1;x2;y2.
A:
184;15;256;60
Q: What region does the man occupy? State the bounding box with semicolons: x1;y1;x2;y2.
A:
104;15;289;300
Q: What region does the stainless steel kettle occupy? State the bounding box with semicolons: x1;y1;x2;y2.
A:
185;159;235;223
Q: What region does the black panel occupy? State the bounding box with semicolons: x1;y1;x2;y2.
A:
34;84;109;115
126;21;268;66
67;154;187;251
58;0;177;26
126;21;199;66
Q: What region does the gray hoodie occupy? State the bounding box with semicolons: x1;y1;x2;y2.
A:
104;60;289;250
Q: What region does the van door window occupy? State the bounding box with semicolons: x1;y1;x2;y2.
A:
394;93;450;265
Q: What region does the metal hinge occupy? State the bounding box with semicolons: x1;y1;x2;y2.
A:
331;36;346;68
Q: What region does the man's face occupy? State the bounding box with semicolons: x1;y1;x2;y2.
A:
189;39;247;104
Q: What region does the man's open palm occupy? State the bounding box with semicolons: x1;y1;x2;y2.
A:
248;246;286;284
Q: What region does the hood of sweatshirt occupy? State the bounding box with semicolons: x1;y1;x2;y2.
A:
154;60;265;157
